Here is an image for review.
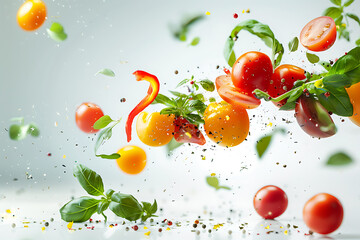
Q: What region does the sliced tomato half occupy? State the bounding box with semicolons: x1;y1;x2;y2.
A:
173;117;206;145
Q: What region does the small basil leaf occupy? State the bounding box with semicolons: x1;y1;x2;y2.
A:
96;153;120;159
288;37;299;52
293;79;308;88
193;93;205;102
94;125;116;155
347;13;360;26
287;88;303;103
199;79;215;92
97;200;110;214
150;200;157;214
96;68;115;77
106;189;115;198
326;152;353;166
344;0;354;7
153;94;176;107
176;78;191;88
47;22;67;42
109;192;143;221
356;38;360;46
306;52;320;64
171;14;204;41
209;97;216;103
190;37;200;46
256;128;286;158
330;0;342;6
322;74;351;88
318;61;332;71
317;86;353;116
166;138;183;154
73;164;105;196
27;123;40;137
169;90;188;98
160;107;177;115
93;115;114;130
323;7;342;19
187;100;207;114
60;197;100;223
142;202;152;212
279;101;296;111
9;125;28;141
206;176;230;191
329;47;360;76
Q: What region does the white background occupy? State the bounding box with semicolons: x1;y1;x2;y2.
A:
0;0;360;238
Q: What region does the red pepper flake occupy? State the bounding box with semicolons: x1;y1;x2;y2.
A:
345;52;348;55
190;81;194;84
324;92;330;97
223;68;230;75
162;219;167;223
115;224;118;226
167;221;173;226
194;220;199;224
158;228;163;232
233;13;238;18
89;219;93;223
132;225;139;231
47;153;52;156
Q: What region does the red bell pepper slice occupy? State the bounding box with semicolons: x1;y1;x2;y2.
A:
216;75;261;109
125;70;160;142
173;117;206;145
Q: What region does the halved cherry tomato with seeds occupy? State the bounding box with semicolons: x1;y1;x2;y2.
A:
295;95;336;138
231;51;273;95
136;112;175;146
204;102;249;147
17;0;47;31
303;193;343;234
216;75;261;109
346;82;360;127
267;64;306;107
173;117;206;145
75;102;104;134
300;16;337;52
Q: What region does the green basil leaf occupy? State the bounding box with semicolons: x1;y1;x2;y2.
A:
93;115;114;130
142;202;152;213
193;93;205;101
347;13;360;25
153;94;176;107
150;200;157;214
176;78;191;88
287;88;303;102
346;66;360;85
224;19;283;67
27;123;40;137
323;74;351;88
306;52;320;64
106;189;115;198
60;197;100;223
95;68;115;77
185;114;205;125
344;0;354;6
187;100;207;114
206;176;230;191
256;128;286;158
190;37;200;46
288;37;299;52
330;0;342;6
279;101;296;111
73;164;105;196
318;61;332;71
166;138;183;154
339;28;350;41
160;107;178;115
317;86;353;116
335;15;344;25
209;97;216;103
329;47;360;77
109;192;143;221
356;38;360;46
323;7;342;19
171;15;204;41
96;153;120;159
294;79;308;88
97;200;110;214
169;90;188;98
199;79;215;92
47;22;67;42
94;125;115;155
326;152;353;166
9;125;28;141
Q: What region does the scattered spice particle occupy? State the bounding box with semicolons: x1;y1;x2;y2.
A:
41;227;45;231
233;13;238;18
120;98;126;103
6;209;11;214
158;228;162;232
45;222;49;227
205;11;211;15
67;221;73;229
132;225;138;231
63;155;66;159
166;227;170;231
144;231;151;236
211;173;216;176
11;223;16;228
193;223;198;228
174;70;179;74
284;230;288;235
24;225;29;228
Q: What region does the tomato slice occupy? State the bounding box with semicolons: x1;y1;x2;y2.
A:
173;117;206;145
216;75;261;109
300;16;337;52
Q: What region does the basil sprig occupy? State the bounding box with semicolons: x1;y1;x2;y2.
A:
8;117;40;141
206;176;231;191
224;19;284;68
253;46;360;117
323;0;359;41
60;164;158;223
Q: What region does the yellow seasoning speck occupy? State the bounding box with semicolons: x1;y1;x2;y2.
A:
202;156;206;160
144;226;148;230
211;173;216;177
144;231;151;236
280;226;283;229
284;230;288;235
63;155;66;159
185;132;192;138
225;115;230;120
342;23;346;27
267;122;273;127
67;221;73;229
205;11;210;15
166;227;171;231
109;225;113;228
6;209;11;214
42;227;45;231
246;8;250;13
242;9;245;13
265;226;270;229
24;225;29;228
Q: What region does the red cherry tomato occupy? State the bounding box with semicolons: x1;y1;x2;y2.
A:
75;102;104;133
267;64;306;107
173;117;206;145
303;193;343;235
231;51;273;95
295;95;336;138
300;16;337;52
215;75;261;109
253;185;288;219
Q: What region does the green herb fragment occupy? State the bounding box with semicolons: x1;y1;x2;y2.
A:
199;79;215;92
326;152;353;166
47;22;67;42
344;0;354;7
95;68;115;77
318;61;332;71
95;153;120;159
9;117;40;141
190;37;200;46
324;7;342;19
256;128;286;158
93;115;114;130
346;13;360;26
209;97;216;103
288;37;299;52
94;119;121;159
306;52;320;64
356;38;360;46
206;176;231;191
171;14;204;42
166;138;183;154
330;0;342;6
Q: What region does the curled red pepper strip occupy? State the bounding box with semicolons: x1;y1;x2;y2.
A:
125;70;160;142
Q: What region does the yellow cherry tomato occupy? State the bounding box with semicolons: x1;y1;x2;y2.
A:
116;146;146;174
204;102;249;147
347;82;360;127
136;112;175;146
17;0;47;31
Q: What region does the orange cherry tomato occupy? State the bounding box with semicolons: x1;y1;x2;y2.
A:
303;193;343;234
204;102;249;147
346;82;360;127
17;0;47;31
75;102;104;134
116;146;146;175
136;112;175;146
216;75;261;109
300;16;337;52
